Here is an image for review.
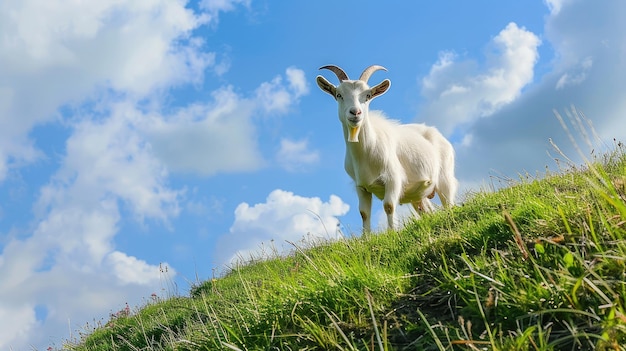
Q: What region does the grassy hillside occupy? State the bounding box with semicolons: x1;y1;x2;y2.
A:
67;145;626;350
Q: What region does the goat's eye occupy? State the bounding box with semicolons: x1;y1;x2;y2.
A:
366;94;371;101
336;93;342;99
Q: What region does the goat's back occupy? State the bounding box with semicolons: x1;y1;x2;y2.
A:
367;111;454;182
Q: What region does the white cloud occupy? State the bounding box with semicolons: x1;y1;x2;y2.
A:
147;67;310;176
0;1;308;345
0;1;302;185
60;104;181;222
0;1;307;349
419;22;541;136
0;0;211;94
146;86;265;176
0;304;35;349
0;250;171;349
544;0;567;15
0;0;225;343
256;77;293;114
455;0;626;186
215;190;349;266
255;67;310;115
200;0;251;23
277;138;320;172
0;101;182;349
106;251;166;285
0;216;173;349
286;66;310;98
0;0;236;183
555;56;593;89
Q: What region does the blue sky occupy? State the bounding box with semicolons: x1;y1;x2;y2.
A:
1;0;625;349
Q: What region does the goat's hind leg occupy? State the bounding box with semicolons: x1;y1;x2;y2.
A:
411;197;434;215
436;178;458;208
437;164;458;208
411;182;436;215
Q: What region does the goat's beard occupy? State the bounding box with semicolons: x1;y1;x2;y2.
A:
348;125;361;142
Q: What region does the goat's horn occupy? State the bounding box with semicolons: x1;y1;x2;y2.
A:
359;65;387;83
319;65;349;82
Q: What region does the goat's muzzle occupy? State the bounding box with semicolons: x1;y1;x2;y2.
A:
349;107;362;116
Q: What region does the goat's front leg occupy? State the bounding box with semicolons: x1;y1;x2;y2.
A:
383;180;402;230
356;186;372;233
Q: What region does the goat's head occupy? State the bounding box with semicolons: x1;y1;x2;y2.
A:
316;65;390;142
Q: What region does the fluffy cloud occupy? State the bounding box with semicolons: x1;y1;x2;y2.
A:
286;66;310;98
0;0;308;345
2;65;315;345
200;0;252;23
0;304;34;348
0;0;222;183
0;0;211;93
555;57;593;90
146;87;264;176
0;1;250;349
146;67;310;176
256;67;310;114
544;0;568;15
0;102;181;349
215;190;349;266
55;104;182;222
420;22;541;136
443;1;626;187
276;138;320;172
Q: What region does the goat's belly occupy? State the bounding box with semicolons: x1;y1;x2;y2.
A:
399;191;427;204
400;180;435;204
361;179;434;203
363;182;386;201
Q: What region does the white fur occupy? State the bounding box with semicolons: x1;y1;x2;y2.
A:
317;66;458;231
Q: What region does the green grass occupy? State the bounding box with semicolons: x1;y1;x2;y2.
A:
65;143;626;350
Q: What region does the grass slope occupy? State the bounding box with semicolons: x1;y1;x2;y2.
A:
67;146;626;350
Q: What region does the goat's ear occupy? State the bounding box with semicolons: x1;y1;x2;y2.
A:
370;79;390;100
316;76;337;98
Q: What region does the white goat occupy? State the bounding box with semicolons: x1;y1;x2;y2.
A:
316;65;458;231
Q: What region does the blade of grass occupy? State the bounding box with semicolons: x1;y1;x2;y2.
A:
365;289;384;351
